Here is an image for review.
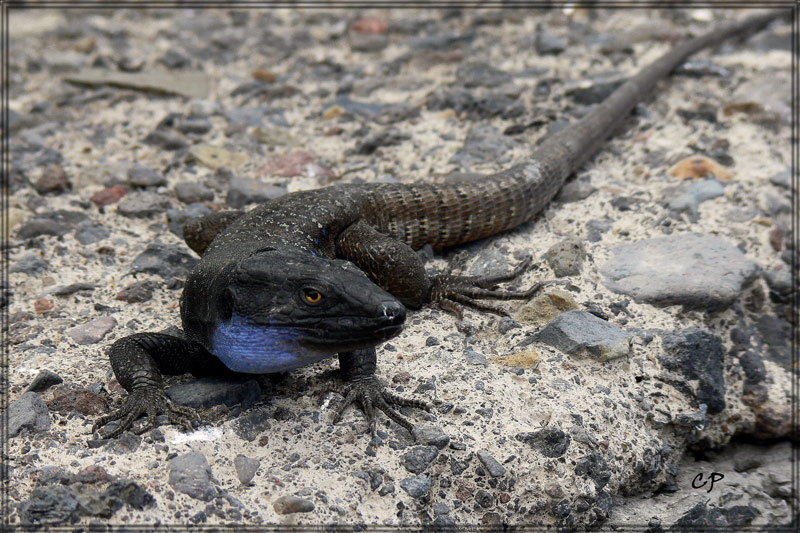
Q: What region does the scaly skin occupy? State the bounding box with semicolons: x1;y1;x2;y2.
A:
94;11;785;439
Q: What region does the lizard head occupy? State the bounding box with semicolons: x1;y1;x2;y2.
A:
202;248;406;373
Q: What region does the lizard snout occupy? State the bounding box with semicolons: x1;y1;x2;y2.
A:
379;300;406;325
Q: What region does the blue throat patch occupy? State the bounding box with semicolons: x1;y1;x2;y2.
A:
211;314;334;373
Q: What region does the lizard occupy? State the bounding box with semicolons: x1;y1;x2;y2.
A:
93;10;785;439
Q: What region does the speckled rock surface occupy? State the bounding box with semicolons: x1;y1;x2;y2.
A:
6;7;793;530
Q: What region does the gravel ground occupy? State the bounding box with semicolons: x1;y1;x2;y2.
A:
6;6;795;530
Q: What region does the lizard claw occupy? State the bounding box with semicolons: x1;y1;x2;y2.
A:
331;376;431;436
430;257;548;320
92;387;199;439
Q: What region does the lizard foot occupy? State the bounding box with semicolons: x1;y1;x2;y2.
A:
331;376;431;436
430;257;547;319
92;387;199;439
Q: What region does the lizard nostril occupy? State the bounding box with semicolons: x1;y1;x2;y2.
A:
381;301;406;324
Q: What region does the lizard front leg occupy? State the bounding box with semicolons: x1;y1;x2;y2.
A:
93;332;231;438
335;347;431;435
336;220;543;317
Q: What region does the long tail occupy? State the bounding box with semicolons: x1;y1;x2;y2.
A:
529;9;787;191
367;9;787;250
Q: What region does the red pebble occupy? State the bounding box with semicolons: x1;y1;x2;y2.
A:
351;16;388;34
34;298;53;314
768;227;783;251
90;184;129;207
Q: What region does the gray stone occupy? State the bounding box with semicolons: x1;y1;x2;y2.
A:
763;266;791;296
25;370;63;393
466;248;512;278
476;450;506;477
673;502;728;528
675;60;731;78
166;377;261;409
66;317;117;345
48;282;95;296
402;445;439;474
450;124;517;168
127;164;166;188
426;88;524;120
355;129;410;155
545;236;586;277
412;424;450;449
666;179;725;219
465;349;489;366
175;117;212;135
587;219;613;242
16;218;68;239
142;129;188;151
10;254;48;275
327;94;387;120
65;69;211;99
734;73;791;118
399;475;431;499
557;179;596;203
104;432;141;454
658;328;725;415
475;489;494;508
168;453;217;502
174;182;214;204
225;106;288;128
226;177;286;209
456;62;512;88
114;280;158;303
16;210;87;239
769;168;790;189
758;190;790;216
234;454;260;485
8;391;51;437
129;243;198;280
167;203;213;237
19;485;79;524
536;32;567;55
102;479;155;510
515;427;571;458
567;78;626;105
272;495;315;514
533;310;632;361
74;220;110;245
600;234;758;310
349;31;388;52
674;404;708;428
233;409;272;442
574;453;611;490
117;191;172;218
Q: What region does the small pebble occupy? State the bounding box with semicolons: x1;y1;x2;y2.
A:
66;317;117;345
476;450;506;477
90;185;129;207
127;164;166;188
34;298;54;314
399;475;431;499
33;165;70;194
26;370;63;393
272;495;315;514
234;454;260;485
174;182;214;204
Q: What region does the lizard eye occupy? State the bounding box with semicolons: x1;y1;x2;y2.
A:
302;287;323;304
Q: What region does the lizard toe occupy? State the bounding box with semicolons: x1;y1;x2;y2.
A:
430;258;554;318
331;376;426;436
